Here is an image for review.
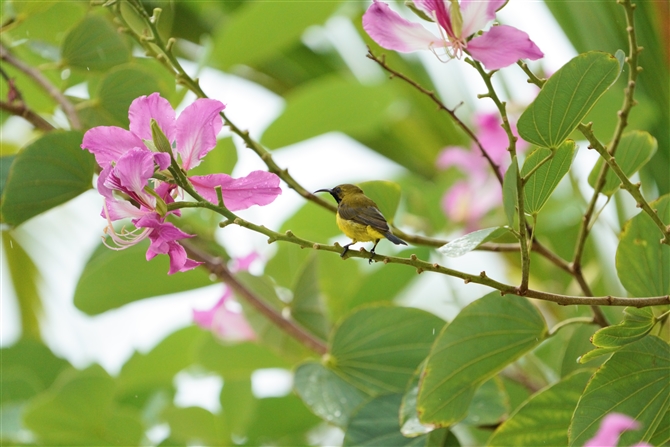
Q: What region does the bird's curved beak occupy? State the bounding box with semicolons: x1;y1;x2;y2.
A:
313;188;332;195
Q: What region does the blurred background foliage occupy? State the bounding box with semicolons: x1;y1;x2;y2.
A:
0;0;668;446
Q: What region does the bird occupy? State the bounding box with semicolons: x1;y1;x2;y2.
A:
314;184;407;263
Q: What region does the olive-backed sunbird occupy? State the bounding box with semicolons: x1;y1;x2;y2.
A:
315;184;407;263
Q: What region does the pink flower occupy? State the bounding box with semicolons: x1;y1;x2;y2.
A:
193;252;259;341
81;93;282;274
584;413;652;447
193;289;256;342
363;0;544;70
437;112;524;229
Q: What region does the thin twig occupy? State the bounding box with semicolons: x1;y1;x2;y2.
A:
167;200;670;308
366;48;503;184
182;241;328;355
467;58;531;293
0;43;81;130
0;101;54;131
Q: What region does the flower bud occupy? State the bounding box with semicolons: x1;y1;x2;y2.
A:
151;119;173;154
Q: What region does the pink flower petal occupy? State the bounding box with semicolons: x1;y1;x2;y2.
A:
232;252;260;272
103;197;148;221
363;1;439;53
193;290;256;341
190;171;282;211
175;98;225;171
133;216;200;274
584;413;647;447
81;126;144;167
413;0;453;37
128;93;176;143
436;147;485;172
460;0;504;37
113;148;155;196
468;25;544;70
475;112;510;164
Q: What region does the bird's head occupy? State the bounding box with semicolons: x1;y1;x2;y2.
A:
314;184;363;204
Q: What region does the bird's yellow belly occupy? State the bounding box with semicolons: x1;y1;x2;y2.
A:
336;213;384;242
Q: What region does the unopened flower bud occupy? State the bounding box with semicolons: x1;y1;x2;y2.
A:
151;119;173;154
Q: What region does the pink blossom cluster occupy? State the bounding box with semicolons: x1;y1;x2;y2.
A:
81;93;281;274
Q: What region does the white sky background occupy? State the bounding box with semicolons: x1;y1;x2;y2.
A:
1;0;613;420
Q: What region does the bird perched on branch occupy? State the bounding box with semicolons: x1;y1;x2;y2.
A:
314;184;407;263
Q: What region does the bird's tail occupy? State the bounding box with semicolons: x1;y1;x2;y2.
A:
385;231;407;246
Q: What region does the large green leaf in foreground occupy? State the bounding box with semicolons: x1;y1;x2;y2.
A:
74;241;213;315
570;336;670;446
488;370;592;446
521;140;576;215
2;131;93;226
518;51;623;149
417;293;547;427
294;305;444;426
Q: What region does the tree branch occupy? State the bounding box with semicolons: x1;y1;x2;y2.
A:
366;48;503;184
0;43;81;130
182;241;328;355
0;100;54;131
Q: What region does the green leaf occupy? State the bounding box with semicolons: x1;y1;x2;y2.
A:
213;0;341;69
330;305;445;395
503;156;518;228
462;377;508;426
569;336;670;446
23;365;143;445
344;394;432;446
521;140;576;216
417;293;547;427
401;361;433;436
649;407;670;446
579;346;620;364
162;405;229;445
588;131;658;196
196;337;290;380
2;231;41;339
96;65;164;127
244;395;321;446
221;378;256;438
438;227;509;257
592;307;655;348
616;194;670;297
74;241;213;315
290;254;330;340
237;272;313;361
0;155;15;197
358;180;402;225
261;77;396;148
294;361;369;427
518;51;623;149
0;340;70;404
117;326;202;398
61;15;130;71
1;131;94;226
488;369;592;447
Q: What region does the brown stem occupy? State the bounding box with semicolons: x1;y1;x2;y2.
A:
0;101;54;131
366;48;503;184
183;241;328;355
0;43;81;130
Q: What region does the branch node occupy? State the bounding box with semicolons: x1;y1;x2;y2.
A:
383;257;390;264
285;230;294;237
432;262;439;268
479;271;488;278
313;243;320;250
410;254;417;261
464;278;470;284
416;268;424;274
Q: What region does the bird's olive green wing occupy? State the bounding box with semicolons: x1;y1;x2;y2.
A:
338;203;390;233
